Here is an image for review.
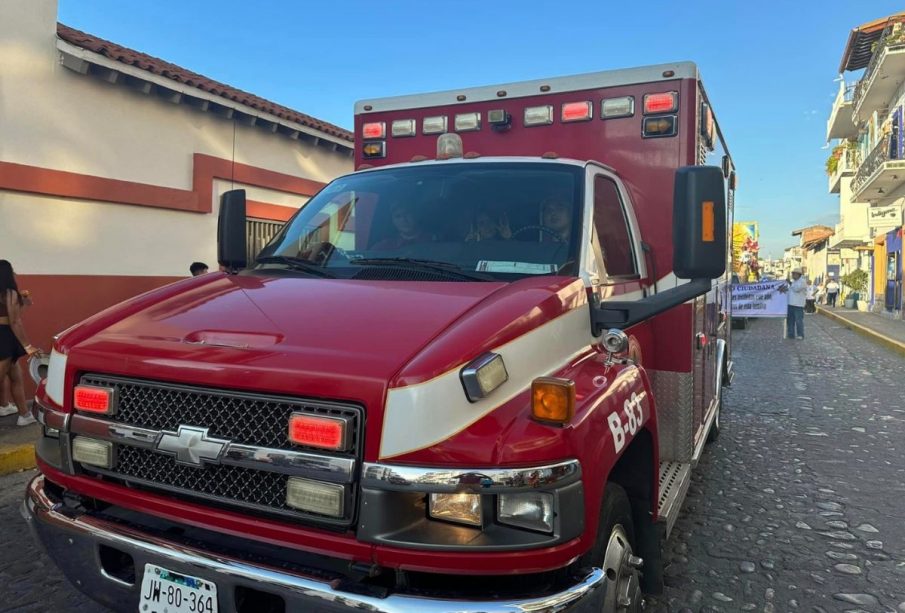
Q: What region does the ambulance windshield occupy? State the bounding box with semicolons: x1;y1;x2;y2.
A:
255;162;583;281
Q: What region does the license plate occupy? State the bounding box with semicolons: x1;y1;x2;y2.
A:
139;563;218;613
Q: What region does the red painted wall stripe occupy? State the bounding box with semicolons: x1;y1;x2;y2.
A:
0;161;199;211
247;200;298;222
0;154;327;214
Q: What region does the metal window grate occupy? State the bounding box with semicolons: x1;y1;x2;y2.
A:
247;218;285;265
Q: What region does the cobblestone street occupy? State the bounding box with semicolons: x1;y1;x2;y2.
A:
1;314;904;612
650;315;905;612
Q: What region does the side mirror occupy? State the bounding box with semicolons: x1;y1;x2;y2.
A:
672;166;726;279
591;165;727;333
218;189;247;272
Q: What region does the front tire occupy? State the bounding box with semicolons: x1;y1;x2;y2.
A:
578;483;644;612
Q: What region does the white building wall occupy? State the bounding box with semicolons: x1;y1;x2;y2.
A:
0;0;351;278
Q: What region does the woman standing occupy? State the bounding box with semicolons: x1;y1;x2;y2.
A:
0;260;38;426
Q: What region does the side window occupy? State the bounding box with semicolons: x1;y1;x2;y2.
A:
593;176;637;278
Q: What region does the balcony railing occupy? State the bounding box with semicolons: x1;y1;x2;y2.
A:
841;83;856;103
828;145;859;193
854;17;905;111
852;135;897;195
826;82;858;140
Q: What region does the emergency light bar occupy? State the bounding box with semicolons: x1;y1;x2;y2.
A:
561;101;592;122
391;119;416;137
362;122;385;139
524;105;553;126
423;116;447;134
601;96;634;119
455;112;481;132
643;92;678;115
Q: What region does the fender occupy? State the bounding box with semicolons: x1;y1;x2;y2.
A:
569;359;659;544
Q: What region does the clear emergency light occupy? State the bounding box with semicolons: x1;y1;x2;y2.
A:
423;116;447;134
601;96;635;119
524;105;554;126
437;133;464;159
454;112;481;132
391;119;416;137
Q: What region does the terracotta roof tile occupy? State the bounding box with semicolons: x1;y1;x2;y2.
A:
57;23;353;143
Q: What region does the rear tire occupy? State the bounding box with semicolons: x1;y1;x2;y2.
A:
577;483;644;612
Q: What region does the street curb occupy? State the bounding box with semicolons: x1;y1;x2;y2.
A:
818;307;905;357
0;443;36;476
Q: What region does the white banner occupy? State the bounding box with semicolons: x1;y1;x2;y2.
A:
731;281;788;318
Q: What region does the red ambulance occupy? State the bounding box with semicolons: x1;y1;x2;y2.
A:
25;61;735;612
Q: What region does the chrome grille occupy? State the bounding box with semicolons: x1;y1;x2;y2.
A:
90;446;355;524
77;374;363;526
80;374;362;454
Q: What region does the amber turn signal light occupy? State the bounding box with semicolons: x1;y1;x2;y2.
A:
531;377;575;425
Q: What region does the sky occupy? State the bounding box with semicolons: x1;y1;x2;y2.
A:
58;0;905;259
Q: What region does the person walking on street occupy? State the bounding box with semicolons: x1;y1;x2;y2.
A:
784;268;807;339
805;280;818;314
0;288;31;413
0;260;39;426
825;278;840;308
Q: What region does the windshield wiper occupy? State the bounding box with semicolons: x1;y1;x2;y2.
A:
350;257;495;281
255;255;335;278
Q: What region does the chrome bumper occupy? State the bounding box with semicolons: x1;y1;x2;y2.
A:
23;475;606;612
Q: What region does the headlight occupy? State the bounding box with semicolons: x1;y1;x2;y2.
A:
428;493;482;526
498;492;554;533
45;349;68;406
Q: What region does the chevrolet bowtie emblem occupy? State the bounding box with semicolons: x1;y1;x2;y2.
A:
156;425;228;467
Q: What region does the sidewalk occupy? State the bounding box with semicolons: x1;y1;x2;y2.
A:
817;305;905;356
0;402;39;476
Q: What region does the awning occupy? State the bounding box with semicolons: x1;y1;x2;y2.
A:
839;12;905;73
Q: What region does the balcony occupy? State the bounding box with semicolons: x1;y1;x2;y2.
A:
852;17;905;121
851;135;905;202
826;82;857;141
827;145;858;194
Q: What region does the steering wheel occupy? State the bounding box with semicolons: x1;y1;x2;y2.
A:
511;225;564;242
300;242;347;266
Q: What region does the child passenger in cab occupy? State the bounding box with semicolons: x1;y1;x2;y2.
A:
465;209;512;242
371;202;435;249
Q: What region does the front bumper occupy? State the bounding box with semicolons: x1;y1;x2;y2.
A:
24;475;606;612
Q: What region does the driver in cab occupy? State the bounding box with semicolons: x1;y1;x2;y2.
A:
540;197;572;243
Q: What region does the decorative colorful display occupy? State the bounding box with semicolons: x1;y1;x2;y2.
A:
732;221;760;281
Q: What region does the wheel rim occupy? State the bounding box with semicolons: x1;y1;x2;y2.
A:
601;524;643;612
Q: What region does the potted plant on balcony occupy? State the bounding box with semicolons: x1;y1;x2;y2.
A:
841;269;869;310
825;145;843;175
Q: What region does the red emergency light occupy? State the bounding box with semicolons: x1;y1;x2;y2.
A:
561;101;592;122
362;122;385;139
643;92;678;115
288;413;348;451
73;385;114;414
